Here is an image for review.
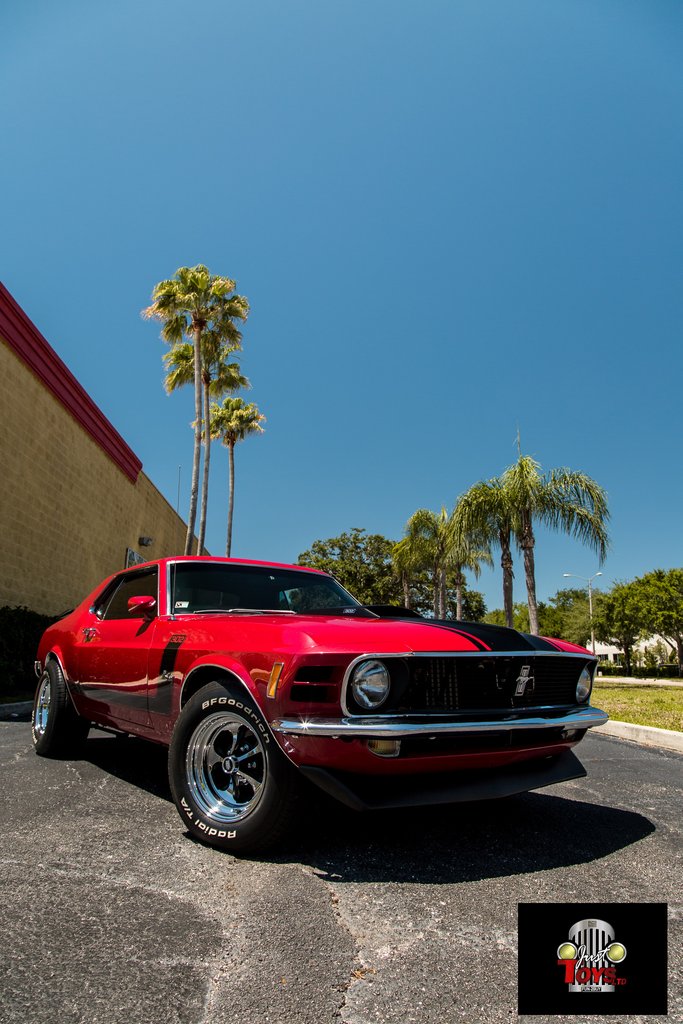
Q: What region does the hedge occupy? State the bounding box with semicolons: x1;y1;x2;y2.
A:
0;606;60;702
595;662;681;680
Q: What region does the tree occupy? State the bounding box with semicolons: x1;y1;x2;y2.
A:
447;586;486;622
448;536;492;620
593;581;645;676
485;602;531;632
453;479;517;627
399;508;454;618
392;536;424;609
502;454;609;635
143;265;248;554
209;397;265;556
164;340;249;552
637;569;683;676
298;528;402;606
397;508;491;619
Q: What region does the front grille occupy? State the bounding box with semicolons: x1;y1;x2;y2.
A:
391;656;588;713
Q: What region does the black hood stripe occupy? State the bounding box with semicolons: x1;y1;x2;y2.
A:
400;618;561;653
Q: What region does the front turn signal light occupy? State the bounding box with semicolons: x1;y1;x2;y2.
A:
267;662;284;699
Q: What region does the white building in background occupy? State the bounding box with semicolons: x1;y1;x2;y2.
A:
593;635;675;665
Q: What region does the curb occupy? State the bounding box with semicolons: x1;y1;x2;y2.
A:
597;720;683;755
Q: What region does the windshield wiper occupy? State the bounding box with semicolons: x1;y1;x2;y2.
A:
190;608;296;615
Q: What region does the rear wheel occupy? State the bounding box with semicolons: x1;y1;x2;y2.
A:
32;660;89;757
168;681;300;853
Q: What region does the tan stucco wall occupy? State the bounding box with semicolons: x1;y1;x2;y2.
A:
0;339;191;615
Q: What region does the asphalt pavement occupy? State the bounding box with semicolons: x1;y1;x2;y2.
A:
1;722;681;1024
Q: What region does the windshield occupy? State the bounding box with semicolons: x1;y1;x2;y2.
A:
170;562;363;615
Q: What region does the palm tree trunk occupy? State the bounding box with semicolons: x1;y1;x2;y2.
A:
500;528;514;628
432;565;439;618
455;570;464;620
226;441;235;557
439;569;448;619
520;511;539;634
402;572;411;609
197;377;211;554
185;324;204;555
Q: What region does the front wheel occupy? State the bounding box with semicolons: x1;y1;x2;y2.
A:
168;681;300;853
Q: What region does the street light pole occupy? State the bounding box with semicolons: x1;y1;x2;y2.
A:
563;571;603;656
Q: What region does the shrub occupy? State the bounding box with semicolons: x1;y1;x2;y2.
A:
595;663;623;677
0;606;60;702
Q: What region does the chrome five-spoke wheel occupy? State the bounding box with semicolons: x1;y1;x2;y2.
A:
33;673;51;738
186;713;267;823
169;681;301;853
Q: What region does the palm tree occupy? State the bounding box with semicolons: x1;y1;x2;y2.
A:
209;397;265;556
392;537;422;610
143;265;248;554
399;508;451;617
448;536;493;619
163;340;249;552
399;508;491;619
453;479;517;627
502;454;609;635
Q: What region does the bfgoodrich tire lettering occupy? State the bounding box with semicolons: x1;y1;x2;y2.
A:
32;659;89;757
168;681;300;853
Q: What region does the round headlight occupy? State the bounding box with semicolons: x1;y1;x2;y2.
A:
350;659;391;710
576;666;593;703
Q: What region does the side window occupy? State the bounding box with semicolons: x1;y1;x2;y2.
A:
101;570;158;621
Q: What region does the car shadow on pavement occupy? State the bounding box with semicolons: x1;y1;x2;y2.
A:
75;730;655;883
271;791;656;885
83;731;174;802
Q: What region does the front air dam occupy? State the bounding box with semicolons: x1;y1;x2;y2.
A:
298;749;586;812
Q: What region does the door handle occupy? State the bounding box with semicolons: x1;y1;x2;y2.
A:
82;627;99;642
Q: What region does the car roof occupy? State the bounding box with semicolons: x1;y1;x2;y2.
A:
120;556;329;576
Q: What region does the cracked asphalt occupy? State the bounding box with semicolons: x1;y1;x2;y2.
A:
1;721;681;1024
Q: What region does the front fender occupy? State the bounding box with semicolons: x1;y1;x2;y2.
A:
179;654;261;710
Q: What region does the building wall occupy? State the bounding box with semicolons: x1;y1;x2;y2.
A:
0;288;193;615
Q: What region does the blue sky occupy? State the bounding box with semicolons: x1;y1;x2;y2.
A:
2;0;681;611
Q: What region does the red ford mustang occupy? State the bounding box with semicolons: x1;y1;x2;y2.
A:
32;556;608;852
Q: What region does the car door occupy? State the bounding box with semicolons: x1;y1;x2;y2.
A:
74;567;159;727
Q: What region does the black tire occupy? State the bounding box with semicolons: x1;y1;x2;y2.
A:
32;659;90;758
168;681;301;854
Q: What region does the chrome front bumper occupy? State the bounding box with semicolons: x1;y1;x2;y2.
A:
271;705;609;738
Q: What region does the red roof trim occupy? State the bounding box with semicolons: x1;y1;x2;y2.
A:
0;282;142;483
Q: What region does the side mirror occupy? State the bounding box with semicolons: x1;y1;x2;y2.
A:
128;595;157;618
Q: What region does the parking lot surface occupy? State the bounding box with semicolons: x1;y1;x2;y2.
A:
1;722;681;1024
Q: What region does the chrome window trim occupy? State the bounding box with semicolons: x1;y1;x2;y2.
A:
89;565;160;620
167;560;173;618
340;650;595;716
164;558;362;617
272;705;609;738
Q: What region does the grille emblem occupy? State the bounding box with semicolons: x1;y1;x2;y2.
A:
515;665;534;696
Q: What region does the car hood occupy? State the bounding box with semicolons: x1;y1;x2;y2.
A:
174;612;579;656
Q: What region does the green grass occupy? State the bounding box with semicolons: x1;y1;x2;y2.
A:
592;683;683;732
